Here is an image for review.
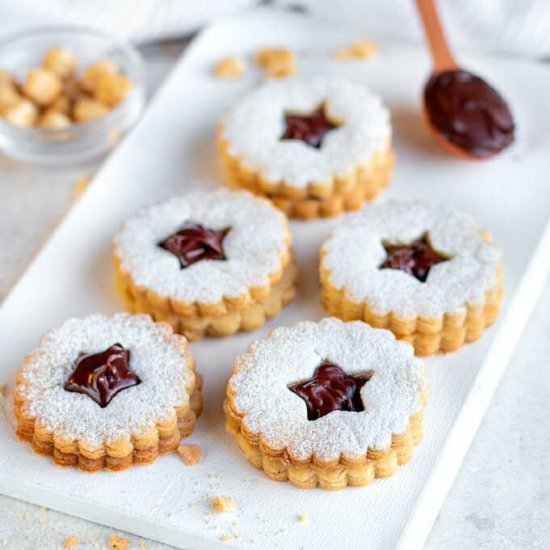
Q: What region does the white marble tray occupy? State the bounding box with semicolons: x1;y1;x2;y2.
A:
1;7;549;550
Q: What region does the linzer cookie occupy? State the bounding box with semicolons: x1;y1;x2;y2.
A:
113;189;297;341
320;200;503;355
217;77;394;219
225;318;426;490
14;313;202;472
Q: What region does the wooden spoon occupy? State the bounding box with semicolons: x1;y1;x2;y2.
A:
415;0;515;159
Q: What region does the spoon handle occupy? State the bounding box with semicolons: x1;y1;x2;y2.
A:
415;0;458;72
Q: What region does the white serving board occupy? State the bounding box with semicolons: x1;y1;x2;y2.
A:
1;7;550;550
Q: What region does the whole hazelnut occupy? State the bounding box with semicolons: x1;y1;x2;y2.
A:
73;97;108;122
39;110;71;129
94;72;131;107
42;46;78;78
3;99;38;127
80;60;118;93
22;68;62;107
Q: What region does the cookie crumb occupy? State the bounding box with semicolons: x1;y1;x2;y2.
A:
298;512;309;522
211;495;236;513
333;38;378;60
177;443;202;466
72;174;90;198
63;535;78;548
253;47;296;78
214;57;245;79
108;534;129;550
220;534;231;543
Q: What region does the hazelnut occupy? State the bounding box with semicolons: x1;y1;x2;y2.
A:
94;72;131;107
253;47;296;78
39;111;71;129
22;68;62;107
73;97;108;122
80;59;118;93
42;46;78;78
0;82;20;113
214;57;246;79
3;99;38;127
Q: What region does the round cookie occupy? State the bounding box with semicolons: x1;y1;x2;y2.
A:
320;199;503;355
225;318;426;490
113;189;297;341
217;77;394;219
14;313;202;472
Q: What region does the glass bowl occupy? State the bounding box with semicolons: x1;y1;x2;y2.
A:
0;25;145;166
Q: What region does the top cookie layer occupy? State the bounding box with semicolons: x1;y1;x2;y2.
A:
220;77;391;188
16;313;193;447
114;189;290;305
228;318;423;461
321;200;502;319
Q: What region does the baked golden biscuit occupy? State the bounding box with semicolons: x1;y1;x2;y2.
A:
14;313;202;472
217;77;394;219
113;189;297;341
225;318;426;490
320;200;503;355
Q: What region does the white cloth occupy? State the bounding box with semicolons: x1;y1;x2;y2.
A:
0;0;548;58
276;0;550;58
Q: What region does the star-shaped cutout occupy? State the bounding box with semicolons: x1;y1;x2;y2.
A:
281;103;340;148
380;235;449;282
64;343;141;408
289;362;372;421
158;223;230;269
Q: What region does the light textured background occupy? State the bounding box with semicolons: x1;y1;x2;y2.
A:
0;43;548;550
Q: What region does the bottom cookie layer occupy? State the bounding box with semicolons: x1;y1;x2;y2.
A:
15;374;203;473
116;261;298;341
320;267;503;356
224;395;425;490
218;132;395;220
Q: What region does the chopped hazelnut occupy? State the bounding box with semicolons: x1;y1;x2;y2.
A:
214;57;246;79
80;59;118;93
39;110;71;129
0;82;20;113
253;47;296;78
3;99;38;127
62;535;78;548
211;495;236;513
42;46;78;78
94;72;131;107
22;68;62;107
108;534;129;550
333;38;378;60
177;444;202;466
73;97;108;122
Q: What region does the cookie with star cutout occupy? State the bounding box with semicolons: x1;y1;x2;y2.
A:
113;189;297;341
320;200;503;355
14;313;202;472
217;77;394;219
225;318;426;490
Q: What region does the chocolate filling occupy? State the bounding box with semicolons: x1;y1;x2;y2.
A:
289;362;372;421
64;343;140;408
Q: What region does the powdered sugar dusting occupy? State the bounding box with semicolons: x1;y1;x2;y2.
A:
17;313;193;448
228;318;423;461
220;77;391;187
114;189;289;304
322;200;502;319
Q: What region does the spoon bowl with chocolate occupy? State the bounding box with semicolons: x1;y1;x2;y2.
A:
416;0;515;159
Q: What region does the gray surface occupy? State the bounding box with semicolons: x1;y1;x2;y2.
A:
0;44;548;550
